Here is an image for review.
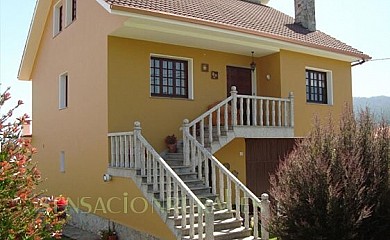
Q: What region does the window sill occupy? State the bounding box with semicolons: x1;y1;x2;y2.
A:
150;96;194;101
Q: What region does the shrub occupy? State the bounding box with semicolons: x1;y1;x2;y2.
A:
269;108;390;240
0;89;66;239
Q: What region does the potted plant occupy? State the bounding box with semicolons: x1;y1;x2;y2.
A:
165;134;177;153
99;221;118;240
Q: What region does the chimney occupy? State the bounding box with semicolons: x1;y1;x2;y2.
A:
294;0;316;31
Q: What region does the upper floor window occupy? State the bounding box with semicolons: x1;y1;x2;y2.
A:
53;1;64;36
150;57;189;98
66;0;77;25
59;72;68;109
306;69;332;104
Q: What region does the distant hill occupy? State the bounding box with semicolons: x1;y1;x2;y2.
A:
353;96;390;123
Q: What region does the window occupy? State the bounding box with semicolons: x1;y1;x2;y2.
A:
66;0;77;25
60;151;65;173
59;73;68;109
150;57;189;98
306;69;331;104
53;1;64;36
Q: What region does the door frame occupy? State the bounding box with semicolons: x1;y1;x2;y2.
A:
226;64;257;96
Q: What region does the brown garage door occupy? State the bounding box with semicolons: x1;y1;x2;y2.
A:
246;138;296;196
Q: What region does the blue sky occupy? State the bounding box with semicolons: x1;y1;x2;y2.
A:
1;0;389;118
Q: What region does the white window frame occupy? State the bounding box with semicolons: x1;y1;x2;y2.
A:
60;151;65;173
305;67;333;105
59;72;68;109
53;0;64;36
150;53;194;100
65;0;76;26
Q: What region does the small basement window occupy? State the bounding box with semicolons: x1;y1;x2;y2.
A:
59;72;68;109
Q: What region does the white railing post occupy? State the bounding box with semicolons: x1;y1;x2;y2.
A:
230;86;238;127
289;92;295;127
183;119;190;166
205;199;215;240
261;193;270;240
133;121;142;169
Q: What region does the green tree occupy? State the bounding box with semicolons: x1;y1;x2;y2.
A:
269;108;390;240
0;89;66;239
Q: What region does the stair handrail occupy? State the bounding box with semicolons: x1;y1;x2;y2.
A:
182;130;270;240
133;122;212;240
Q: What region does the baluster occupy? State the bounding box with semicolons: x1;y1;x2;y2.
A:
115;136;119;167
205;156;209;188
289;92;295;127
140;145;146;176
246;98;250;126
219;169;225;203
244;192;249;229
198;148;202;180
231;86;238;126
110;137;115;167
174;182;179;219
240;98;244;125
260;99;263;126
224;103;228;132
167;174;172;210
254;202;259;239
272;100;276;126
119;135;124;167
235;184;240;219
253;99;257;126
198;206;204;240
183;119;190;167
133;122;142;169
124;135;129;168
205;200;214;240
147;151;151;183
129;134;134;168
261;193;270;240
189;198;195;238
192;125;196;139
284;100;288;127
181;191;187;228
227;178;232;211
208;113;213;145
266;99;270;126
153;158;158;191
278;100;282;126
159;164;164;201
211;162;216;195
191;140;196;172
217;108;221;137
200;119;205;146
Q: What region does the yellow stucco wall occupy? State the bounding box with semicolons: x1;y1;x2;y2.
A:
108;36;253;151
29;0;353;238
30;0;174;239
279;50;353;136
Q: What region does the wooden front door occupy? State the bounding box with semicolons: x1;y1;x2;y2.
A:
226;66;252;96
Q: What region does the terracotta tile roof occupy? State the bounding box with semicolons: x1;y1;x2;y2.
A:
104;0;369;59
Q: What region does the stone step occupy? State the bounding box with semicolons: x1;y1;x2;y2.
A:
165;152;185;159
141;179;206;192
139;172;198;181
179;217;243;236
167;202;227;216
136;165;193;175
150;186;212;199
158;193;218;208
168;208;234;226
182;226;252;240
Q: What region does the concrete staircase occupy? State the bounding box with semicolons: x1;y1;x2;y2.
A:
160;142;255;240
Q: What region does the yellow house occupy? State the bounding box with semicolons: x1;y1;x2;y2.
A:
18;0;369;239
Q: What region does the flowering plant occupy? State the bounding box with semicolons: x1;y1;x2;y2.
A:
0;88;66;239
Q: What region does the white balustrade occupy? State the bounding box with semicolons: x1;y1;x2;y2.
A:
108;122;209;238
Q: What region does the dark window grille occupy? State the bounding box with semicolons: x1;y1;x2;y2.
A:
306;70;328;104
150;57;188;98
59;5;63;32
72;0;77;21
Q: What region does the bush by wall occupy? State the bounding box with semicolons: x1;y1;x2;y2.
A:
269;108;390;240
